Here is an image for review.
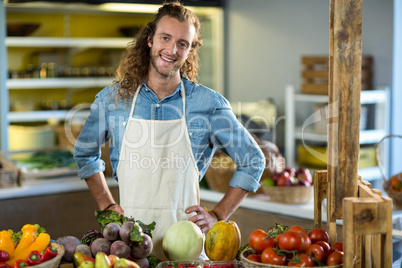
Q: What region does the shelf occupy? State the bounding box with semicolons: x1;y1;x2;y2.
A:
8;110;90;123
294;127;387;144
294;89;388;105
7;77;114;89
6;37;132;48
358;166;384;182
285;85;390;174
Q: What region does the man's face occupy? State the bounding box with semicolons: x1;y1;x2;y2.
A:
148;16;196;78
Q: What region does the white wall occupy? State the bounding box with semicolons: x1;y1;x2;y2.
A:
391;0;402;176
225;0;394;146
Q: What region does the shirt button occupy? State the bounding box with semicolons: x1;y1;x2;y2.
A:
156;104;160;108
123;122;126;126
189;132;193;136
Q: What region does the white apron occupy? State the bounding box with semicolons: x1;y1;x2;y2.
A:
116;82;201;260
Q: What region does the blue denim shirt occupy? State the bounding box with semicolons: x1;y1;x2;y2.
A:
73;78;265;192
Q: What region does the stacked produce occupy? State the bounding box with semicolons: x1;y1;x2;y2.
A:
0;224;60;267
262;167;312;187
57;209;156;268
242;223;344;267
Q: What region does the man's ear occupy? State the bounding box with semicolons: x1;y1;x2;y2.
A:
147;35;152;48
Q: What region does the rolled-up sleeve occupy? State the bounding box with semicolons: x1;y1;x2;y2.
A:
209;94;266;193
74;90;109;179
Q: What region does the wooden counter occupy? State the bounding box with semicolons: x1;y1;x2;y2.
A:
0;176;340;244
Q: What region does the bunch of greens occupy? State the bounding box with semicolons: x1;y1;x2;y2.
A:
94;209;156;243
17;150;77;170
80;230;103;246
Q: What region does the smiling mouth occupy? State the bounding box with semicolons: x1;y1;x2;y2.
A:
161;55;175;63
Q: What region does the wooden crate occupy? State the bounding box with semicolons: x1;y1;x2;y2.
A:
301;55;373;95
314;170;392;268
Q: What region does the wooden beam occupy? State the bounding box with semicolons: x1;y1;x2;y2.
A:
313;170;328;228
328;0;362;220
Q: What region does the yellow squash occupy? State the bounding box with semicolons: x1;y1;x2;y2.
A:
205;220;241;261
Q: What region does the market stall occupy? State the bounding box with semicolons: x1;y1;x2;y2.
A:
0;0;395;267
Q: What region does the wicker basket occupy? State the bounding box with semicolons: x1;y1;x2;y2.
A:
54;124;113;177
54;124;84;150
261;185;313;204
376;134;402;207
204;138;285;194
32;242;64;268
240;248;343;268
0;153;20;188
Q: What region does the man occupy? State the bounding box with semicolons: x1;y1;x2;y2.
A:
74;1;265;259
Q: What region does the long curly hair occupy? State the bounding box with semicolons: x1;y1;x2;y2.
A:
113;1;203;106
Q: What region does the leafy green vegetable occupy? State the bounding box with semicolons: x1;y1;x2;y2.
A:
129;221;144;243
17;150;77;170
80;229;103;246
138;220;156;239
236;243;251;260
95;209;126;230
147;253;160;268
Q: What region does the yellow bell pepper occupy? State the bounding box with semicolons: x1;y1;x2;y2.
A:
7;232;50;265
0;230;15;256
12;224;38;257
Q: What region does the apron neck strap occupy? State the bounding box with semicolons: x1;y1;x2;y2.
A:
129;81;186;118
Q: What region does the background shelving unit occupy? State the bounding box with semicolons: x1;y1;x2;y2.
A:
285;85;390;184
0;1;224;151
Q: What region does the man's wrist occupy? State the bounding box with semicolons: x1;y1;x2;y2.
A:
210;209;223;221
103;203;118;211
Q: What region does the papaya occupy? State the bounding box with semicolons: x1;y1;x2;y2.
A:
205;220;241;261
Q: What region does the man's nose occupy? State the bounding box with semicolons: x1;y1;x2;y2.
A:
166;42;177;55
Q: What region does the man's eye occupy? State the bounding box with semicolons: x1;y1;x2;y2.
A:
179;42;189;49
162;36;169;41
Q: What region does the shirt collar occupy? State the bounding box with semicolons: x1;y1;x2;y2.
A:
141;78;191;98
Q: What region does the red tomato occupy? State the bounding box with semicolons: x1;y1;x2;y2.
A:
314;240;331;257
274;233;282;245
261;248;286;265
327;251;344;266
298;233;311;253
308;228;329;244
278;231;302;252
249;229;275;253
287;254;315;267
247;254;262;263
305;244;325;262
329;241;343;254
289;225;308;234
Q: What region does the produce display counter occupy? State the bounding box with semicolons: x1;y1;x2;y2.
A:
0;176;322;245
4;176;401;246
0;175;315;220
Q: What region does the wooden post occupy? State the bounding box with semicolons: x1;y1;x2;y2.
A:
327;0;362;223
313;170;328;228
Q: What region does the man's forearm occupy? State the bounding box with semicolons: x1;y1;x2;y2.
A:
212;187;249;220
85;172;117;210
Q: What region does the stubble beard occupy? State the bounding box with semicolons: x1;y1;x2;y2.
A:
150;53;183;78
